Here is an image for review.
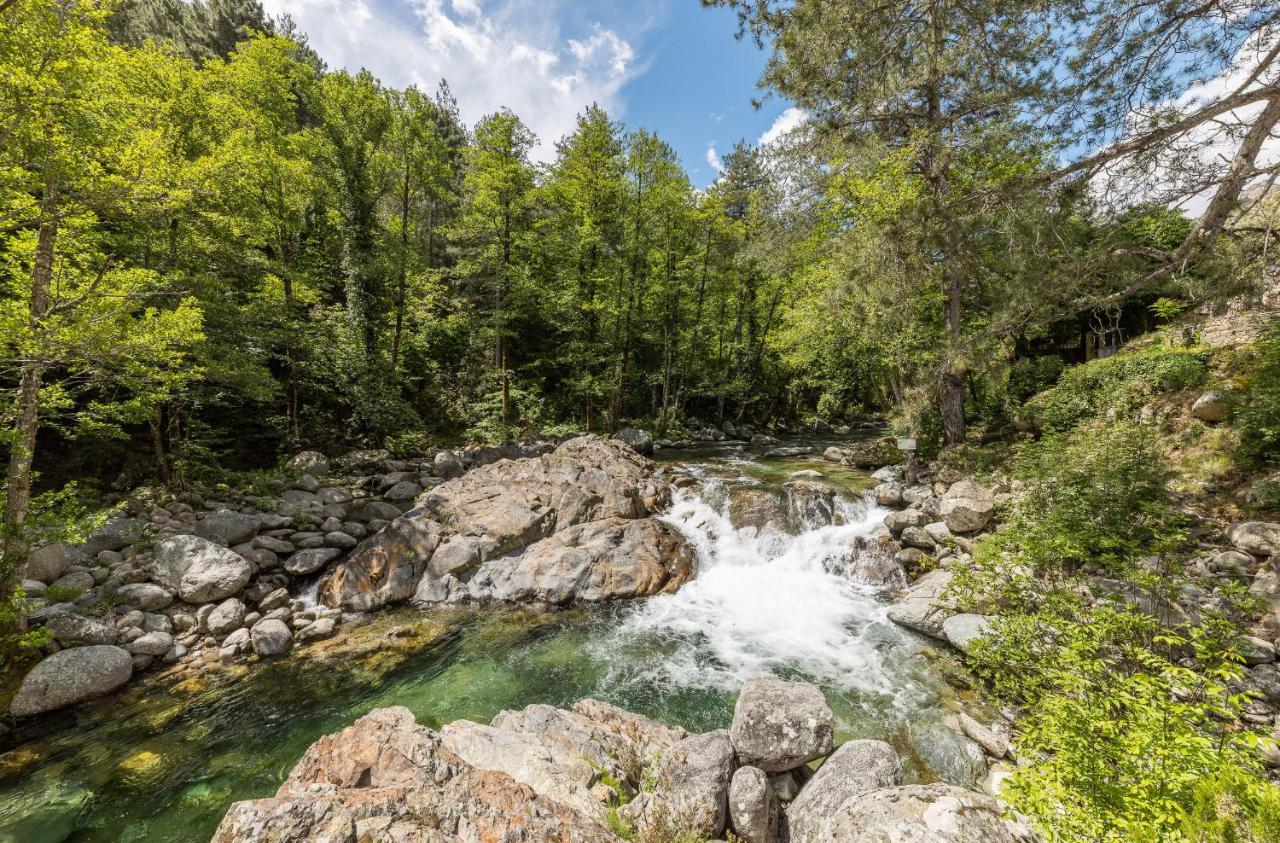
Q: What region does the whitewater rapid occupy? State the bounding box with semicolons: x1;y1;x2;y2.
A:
600;465;930;699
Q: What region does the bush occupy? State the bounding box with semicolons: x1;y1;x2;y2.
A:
1008;355;1065;404
989;422;1184;578
1235;319;1280;462
1025;346;1209;431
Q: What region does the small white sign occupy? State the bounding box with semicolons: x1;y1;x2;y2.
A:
896;438;917;452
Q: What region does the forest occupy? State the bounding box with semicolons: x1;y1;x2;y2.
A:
4;1;1280;841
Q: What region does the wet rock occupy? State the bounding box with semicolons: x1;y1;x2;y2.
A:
728;765;778;843
820;783;1020;842
787;479;840;528
250;619;293;657
765;446;815;458
730;677;834;772
728;487;789;530
785;739;901;843
613;427;654;456
152;535;252;603
939;479;994;533
911;721;987;786
10;645;133;716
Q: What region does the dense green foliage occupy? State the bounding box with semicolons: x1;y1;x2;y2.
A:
1236;321;1280;462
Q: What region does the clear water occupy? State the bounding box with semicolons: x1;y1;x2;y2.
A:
0;441;978;842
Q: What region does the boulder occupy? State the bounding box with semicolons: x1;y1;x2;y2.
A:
195;509;260;546
612;427;654;456
455;517;694;605
785;739;901;843
787;479;840;528
765;446;815;459
819;783;1020;842
1228;522;1280;557
152;535;252;603
634;729;735;840
211;706;617;843
942;613;993;654
114;583;173;612
433;450;464;480
883;509;927;534
730;677;834;772
939;479;994;533
910;722;987;786
728;765;779;843
82;517;143;556
958;713;1008;758
886;569;955;639
283;546;342;576
382;480;421;502
207;598;247;636
285;450;329;476
1191;390;1229;423
321;518;442;612
251;618;293;657
44;612;117;647
27;542;73;584
128;631;174;657
297;615;336;642
9;645;133;716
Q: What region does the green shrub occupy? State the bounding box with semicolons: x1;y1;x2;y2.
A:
1025;346;1209;431
990;422;1185;578
42;584;86;603
1235;319;1280;462
1008;355;1065;403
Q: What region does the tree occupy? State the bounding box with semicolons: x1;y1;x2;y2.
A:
1;0;202;605
453;110;537;428
711;0;1055;444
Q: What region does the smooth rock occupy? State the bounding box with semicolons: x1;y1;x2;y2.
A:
114;583;174;611
612;427;655;456
284;547;342;576
958;713;1009;758
27;543;73;584
250;619;293;657
886;568;955;639
195;510;260;546
10;646;133;716
127;631;174;657
1191;389;1229;423
943;613;993;654
939;479;994;533
207;598;247;636
152;535;252;603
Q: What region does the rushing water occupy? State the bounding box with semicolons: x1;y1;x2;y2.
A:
0;441;982;842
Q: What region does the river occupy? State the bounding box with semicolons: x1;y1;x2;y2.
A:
0;440;983;842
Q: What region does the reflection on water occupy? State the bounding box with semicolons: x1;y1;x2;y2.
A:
0;440;978;843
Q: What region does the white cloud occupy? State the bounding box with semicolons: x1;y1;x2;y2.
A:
706;143;724;173
758;106;806;147
262;0;647;160
1091;26;1280;217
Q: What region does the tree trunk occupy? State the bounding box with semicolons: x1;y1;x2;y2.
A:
940;268;966;446
2;188;58;608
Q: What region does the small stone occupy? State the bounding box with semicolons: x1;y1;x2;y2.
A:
250;619;293;657
958;713;1009;758
206;599;247;636
127;631;175;657
284;547;342;575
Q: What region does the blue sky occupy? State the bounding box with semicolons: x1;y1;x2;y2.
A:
261;0;798;185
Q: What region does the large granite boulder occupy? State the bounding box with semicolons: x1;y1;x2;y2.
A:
323;436;687;612
44;611;118;646
211;706;618;843
730;677;834;772
195;509;260;546
9;645;133;717
819;783;1020;842
939;479;994;534
285;450;329;476
151;535;252;603
27;542;74;584
785;739;902;843
457;517;693;605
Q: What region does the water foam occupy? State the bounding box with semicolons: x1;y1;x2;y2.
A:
605;471;924;695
